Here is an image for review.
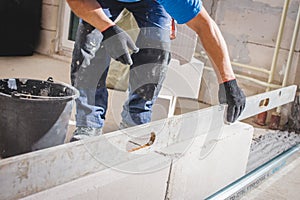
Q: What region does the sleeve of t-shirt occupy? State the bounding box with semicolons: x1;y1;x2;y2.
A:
156;0;202;24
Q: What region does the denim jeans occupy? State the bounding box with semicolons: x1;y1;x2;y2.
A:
71;0;171;128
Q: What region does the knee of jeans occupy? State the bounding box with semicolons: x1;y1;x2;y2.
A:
131;48;171;67
134;83;157;101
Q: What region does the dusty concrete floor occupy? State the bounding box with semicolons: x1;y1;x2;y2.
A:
247;129;300;172
0;53;299;199
241;150;300;200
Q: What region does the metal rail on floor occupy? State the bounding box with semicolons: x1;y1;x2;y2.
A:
205;144;300;200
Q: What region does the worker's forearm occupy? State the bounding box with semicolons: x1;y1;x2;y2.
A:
186;7;235;83
66;0;115;32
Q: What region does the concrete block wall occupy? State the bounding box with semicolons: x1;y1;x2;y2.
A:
198;0;300;105
36;0;60;55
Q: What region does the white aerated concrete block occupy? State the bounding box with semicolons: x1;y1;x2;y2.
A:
22;154;171;200
20;120;253;200
165;122;254;199
160;58;203;99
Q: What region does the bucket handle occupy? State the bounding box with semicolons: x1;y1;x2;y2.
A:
47;77;54;83
11;91;75;100
9;77;79;101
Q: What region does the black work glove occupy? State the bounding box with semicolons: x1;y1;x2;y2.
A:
102;25;139;65
218;79;246;123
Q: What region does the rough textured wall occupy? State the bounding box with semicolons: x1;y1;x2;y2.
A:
217;0;299;84
198;0;300;105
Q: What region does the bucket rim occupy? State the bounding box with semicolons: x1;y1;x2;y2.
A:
0;78;79;101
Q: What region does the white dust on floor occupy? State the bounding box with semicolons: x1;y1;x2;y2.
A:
246;128;300;173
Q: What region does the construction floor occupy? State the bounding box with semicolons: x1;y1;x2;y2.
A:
241;149;300;200
0;53;300;199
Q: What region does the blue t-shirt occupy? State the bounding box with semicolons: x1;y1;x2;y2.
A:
157;0;202;24
117;0;202;24
117;0;140;2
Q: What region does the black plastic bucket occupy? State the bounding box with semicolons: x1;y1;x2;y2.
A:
0;78;79;158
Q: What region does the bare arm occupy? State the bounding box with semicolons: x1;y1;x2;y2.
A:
186;7;235;83
66;0;115;32
66;0;138;65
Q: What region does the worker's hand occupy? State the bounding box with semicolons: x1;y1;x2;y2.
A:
218;79;246;123
102;25;139;65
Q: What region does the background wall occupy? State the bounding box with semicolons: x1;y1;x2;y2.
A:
199;0;300;105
